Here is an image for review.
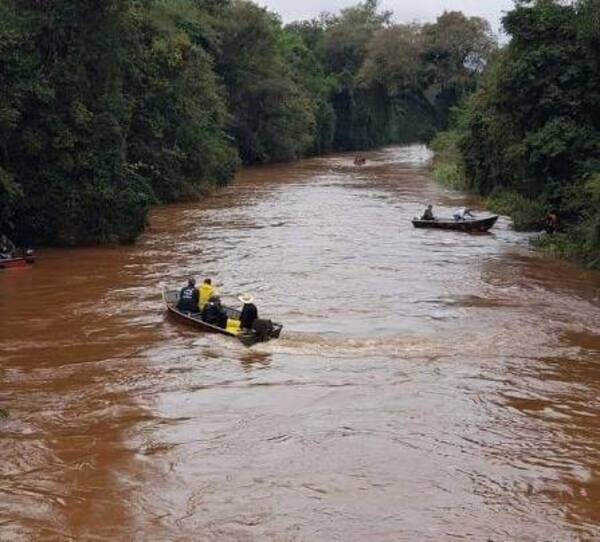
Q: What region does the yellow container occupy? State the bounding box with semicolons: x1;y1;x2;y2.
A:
226;318;241;336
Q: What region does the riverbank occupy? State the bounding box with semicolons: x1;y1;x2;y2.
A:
0;1;496;247
430;131;600;271
428;1;599;271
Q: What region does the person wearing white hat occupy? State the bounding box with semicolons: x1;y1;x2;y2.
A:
239;293;258;330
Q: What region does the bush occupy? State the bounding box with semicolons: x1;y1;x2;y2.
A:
487;190;546;231
430;129;468;190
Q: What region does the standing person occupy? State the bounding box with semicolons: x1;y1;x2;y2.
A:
199;278;216;309
177;279;200;313
0;234;16;259
545;210;560;234
238;294;258;330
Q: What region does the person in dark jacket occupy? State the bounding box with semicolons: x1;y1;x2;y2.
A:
238;293;258;330
421;205;435;221
177;279;200;313
202;296;228;329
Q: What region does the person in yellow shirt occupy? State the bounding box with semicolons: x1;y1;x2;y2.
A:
199;278;217;309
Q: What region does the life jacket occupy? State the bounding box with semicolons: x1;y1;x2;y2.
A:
200;283;215;308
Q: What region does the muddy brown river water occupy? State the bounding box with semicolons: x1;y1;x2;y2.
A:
1;146;600;540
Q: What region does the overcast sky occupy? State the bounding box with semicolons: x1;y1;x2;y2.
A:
257;0;516;36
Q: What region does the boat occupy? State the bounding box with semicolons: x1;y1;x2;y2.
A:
0;251;35;270
412;215;499;233
162;286;283;347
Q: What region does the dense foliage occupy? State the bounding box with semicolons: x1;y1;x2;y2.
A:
0;0;495;245
433;0;600;268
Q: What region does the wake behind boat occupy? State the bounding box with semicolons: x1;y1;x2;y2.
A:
162;286;283;347
412;215;499;233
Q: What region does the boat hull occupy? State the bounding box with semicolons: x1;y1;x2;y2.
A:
0;256;35;270
412;215;499;233
162;287;282;347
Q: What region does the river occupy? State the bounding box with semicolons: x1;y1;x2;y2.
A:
1;145;599;540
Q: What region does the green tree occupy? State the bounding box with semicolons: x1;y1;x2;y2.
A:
125;0;239;202
458;0;600;266
216;1;315;164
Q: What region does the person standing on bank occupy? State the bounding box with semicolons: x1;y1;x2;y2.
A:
177;278;200;313
239;294;258;330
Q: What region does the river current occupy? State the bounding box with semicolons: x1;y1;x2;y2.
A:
1;146;599;540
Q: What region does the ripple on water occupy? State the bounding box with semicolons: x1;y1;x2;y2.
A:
1;145;599;540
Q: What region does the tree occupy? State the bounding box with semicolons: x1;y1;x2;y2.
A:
216;1;315;164
457;0;600;266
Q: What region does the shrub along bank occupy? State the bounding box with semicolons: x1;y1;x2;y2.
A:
431;0;600;269
0;0;495;246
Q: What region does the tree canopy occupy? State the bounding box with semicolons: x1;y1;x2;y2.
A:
0;0;497;245
433;0;600;267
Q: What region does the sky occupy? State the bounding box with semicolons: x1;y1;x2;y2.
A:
257;0;516;36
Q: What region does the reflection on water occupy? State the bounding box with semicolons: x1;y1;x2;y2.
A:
1;145;599;540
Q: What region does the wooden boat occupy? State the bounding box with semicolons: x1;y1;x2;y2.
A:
412;215;499;233
162;287;283;347
0;253;35;270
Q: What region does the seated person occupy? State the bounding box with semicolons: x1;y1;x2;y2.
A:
199;278;216;309
453;208;475;221
421;205;435;221
238;294;258;330
0;234;16;259
177;279;200;313
202;296;228;329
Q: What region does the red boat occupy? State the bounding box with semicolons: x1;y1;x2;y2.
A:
0;252;35;270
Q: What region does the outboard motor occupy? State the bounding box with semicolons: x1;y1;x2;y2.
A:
251;319;274;342
24;249;35;264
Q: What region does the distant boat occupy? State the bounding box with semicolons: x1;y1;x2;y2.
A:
0;252;35;270
162;286;283;347
412;215;499;233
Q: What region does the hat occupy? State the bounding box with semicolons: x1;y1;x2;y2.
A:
238;293;254;304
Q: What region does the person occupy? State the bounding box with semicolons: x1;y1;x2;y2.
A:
202;296;228;329
545;210;560;234
453;208;475;221
199;278;216;309
177;278;200;313
421;205;435;221
239;293;258;330
0;234;16;259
